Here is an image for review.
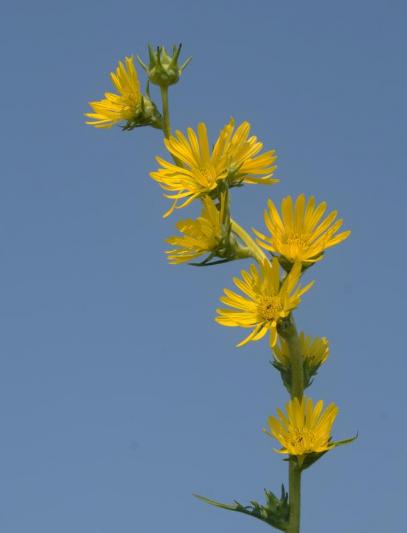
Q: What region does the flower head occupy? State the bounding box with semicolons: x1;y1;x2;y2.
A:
254;195;351;266
166;195;228;264
85;57;149;129
266;397;338;456
150;122;230;217
274;332;329;368
150;119;278;217
216;258;314;348
221;119;278;186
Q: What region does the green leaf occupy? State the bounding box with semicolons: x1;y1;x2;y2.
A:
193;487;289;531
193;494;245;512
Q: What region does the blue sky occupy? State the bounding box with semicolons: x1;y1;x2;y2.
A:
1;1;406;532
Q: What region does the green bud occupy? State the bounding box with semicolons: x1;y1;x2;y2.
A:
137;44;192;88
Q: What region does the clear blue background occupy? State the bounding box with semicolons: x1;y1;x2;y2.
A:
1;1;405;532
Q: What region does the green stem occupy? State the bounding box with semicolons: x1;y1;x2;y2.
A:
285;324;304;400
284;318;303;533
230;219;267;264
233;246;252;260
160;86;171;139
159;85;184;169
288;461;301;533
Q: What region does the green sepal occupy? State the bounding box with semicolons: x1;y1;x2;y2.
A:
137;43;191;88
194;485;289;531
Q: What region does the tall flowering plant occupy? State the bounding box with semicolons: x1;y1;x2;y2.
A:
85;44;355;533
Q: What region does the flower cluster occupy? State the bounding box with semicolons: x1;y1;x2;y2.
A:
150;118;277;217
86;44;354;531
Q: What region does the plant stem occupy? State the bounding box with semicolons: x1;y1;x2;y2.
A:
285;318;303;533
230;219;267;264
160;86;171;139
233;246;252;260
159;85;184;169
285;324;304;400
288;461;301;533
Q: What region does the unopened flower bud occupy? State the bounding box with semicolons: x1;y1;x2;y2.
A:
137;44;191;88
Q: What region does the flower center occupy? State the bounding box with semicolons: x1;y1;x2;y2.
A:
197;165;218;187
284;232;311;250
289;429;316;452
257;295;283;321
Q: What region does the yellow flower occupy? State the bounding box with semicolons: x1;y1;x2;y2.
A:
150;119;278;218
85;57;142;128
216;258;314;348
221;119;278;186
274;332;329;368
253;194;351;265
166;196;226;264
267;397;339;456
150;122;230;217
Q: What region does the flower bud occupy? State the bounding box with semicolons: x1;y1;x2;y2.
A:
137;44;191;88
